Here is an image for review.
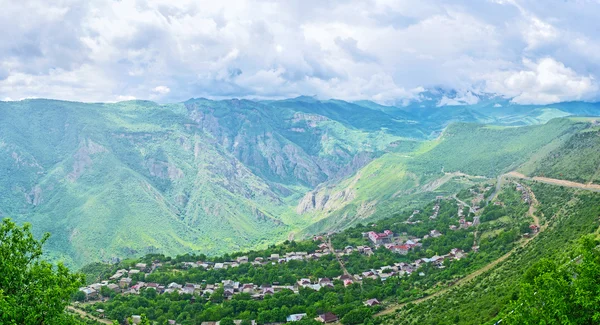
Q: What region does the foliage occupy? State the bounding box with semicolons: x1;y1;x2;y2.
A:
0;218;85;324
504;235;600;324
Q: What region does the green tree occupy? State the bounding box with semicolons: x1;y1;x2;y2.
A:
0;219;85;324
220;317;235;325
340;308;372;325
505;235;600;324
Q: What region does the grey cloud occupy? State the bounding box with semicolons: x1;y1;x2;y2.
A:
334;37;378;63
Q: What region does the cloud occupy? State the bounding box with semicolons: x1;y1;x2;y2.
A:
152;86;171;95
437;91;480;106
116;95;136;101
0;0;598;105
484;58;598;104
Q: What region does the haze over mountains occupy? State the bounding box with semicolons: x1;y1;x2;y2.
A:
1;92;599;267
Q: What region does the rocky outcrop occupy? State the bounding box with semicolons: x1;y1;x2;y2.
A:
68;140;107;181
146;158;184;181
25;185;43;206
295;187;356;215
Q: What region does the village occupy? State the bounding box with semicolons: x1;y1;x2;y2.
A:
77;184;542;325
78;211;471;324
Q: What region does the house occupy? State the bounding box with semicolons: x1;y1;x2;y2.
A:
233;321;256;325
96;309;105;318
119;277;132;289
168;282;183;289
343;279;354;287
287;314;307;322
529;224;540;233
367;230;393;245
318;278;332;286
297;278;311;287
430;229;442;238
80;287;97;299
364;298;380;306
237;256;249;264
135;263;147;270
270;254;280;261
392;245;410;255
363;247;374;256
316;312;338;323
107;283;120;292
131;315;142;324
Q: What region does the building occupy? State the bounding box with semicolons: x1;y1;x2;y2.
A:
367;230;393;245
316;312;338;323
80;287;97;299
364;298;380;306
119;277;132;289
392;244;410;255
430;229;442;238
287;314;307;322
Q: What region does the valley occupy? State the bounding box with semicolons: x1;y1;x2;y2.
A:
71;161;600;325
2;97;600;325
0;98;599;268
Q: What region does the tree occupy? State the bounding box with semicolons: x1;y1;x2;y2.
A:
505;235;600;324
0;218;85;324
220;317;235;325
340;308;372;325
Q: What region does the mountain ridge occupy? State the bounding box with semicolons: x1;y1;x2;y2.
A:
1;97;599;267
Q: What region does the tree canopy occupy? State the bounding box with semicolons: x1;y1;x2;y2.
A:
0;218;85;324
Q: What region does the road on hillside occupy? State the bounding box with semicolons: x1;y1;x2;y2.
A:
504;171;600;192
327;237;351;276
377;177;544;318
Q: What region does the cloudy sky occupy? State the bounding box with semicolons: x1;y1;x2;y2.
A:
1;0;600;105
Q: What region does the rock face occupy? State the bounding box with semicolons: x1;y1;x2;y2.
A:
146;158;184;181
296;187;356;215
68;140;107;181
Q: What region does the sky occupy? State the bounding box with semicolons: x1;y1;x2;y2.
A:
1;0;600;105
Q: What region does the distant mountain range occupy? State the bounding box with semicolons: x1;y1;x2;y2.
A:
1;95;599;266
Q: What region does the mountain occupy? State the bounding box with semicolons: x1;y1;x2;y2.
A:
0;96;599;267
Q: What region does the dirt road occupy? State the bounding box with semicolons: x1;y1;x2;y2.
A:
504;171;600;192
328;237;351;276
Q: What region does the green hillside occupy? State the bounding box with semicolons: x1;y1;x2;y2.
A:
297;118;588;235
1;97;599;268
387;182;600;324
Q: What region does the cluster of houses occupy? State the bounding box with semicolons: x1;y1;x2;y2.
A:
429;196;444;219
406;209;422;225
356;247;467;281
448;202;480;231
516;183;531;203
361;228;447;256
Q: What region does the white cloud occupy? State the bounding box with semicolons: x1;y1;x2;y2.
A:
0;0;598;104
116;95;136;101
152;86;171;95
484;58;598;104
437;91;480;107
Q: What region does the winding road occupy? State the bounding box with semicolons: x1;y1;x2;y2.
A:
376;171;586;318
